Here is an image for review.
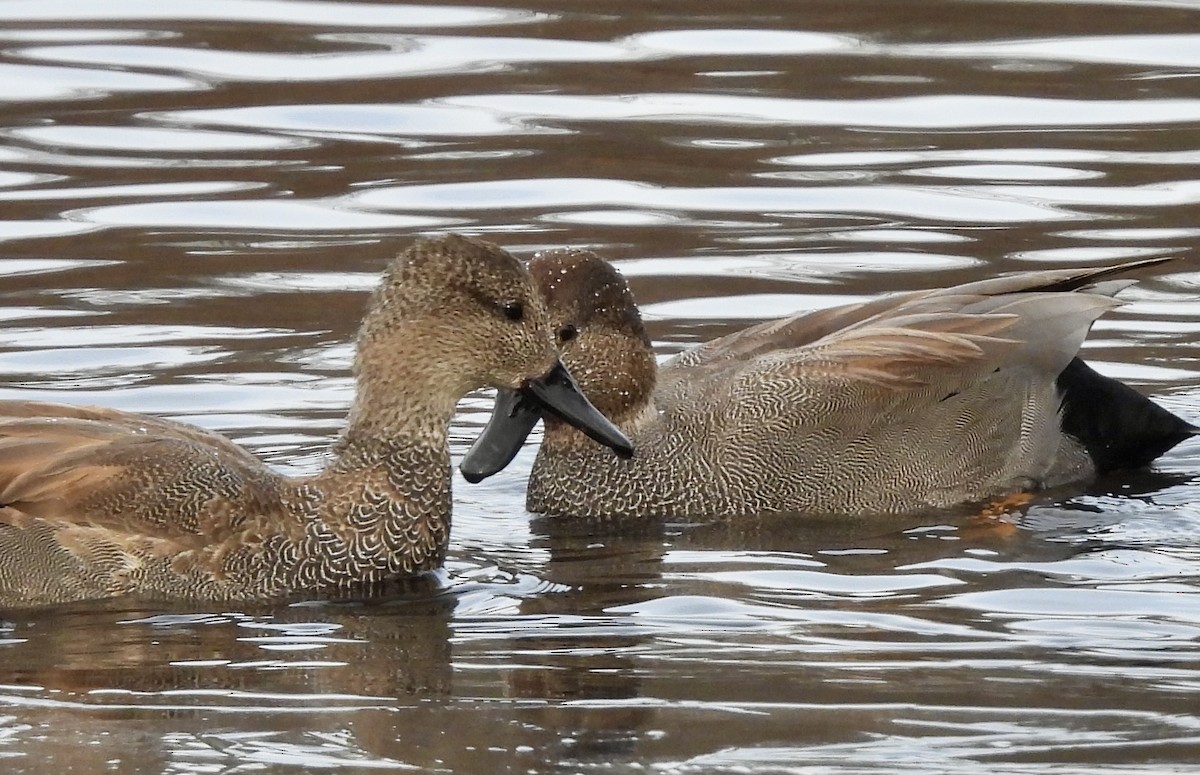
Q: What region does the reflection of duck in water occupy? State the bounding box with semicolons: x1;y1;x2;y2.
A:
464;252;1195;518
0;593;459;770
0;235;631;607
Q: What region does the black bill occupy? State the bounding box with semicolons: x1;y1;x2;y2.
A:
460;360;633;483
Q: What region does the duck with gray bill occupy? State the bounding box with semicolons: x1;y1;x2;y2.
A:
461;250;1196;519
0;234;632;607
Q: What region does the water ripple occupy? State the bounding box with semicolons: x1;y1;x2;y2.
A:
350;178;1068;223
0;0;537;28
445;93;1200;129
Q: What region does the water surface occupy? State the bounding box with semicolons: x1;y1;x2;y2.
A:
1;0;1199;772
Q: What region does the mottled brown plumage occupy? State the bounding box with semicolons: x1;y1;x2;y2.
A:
465;251;1195;519
0;234;631;607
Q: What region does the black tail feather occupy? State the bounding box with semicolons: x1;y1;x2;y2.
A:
1057;357;1198;474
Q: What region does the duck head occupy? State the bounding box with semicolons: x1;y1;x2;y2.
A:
460;247;651;482
347;234;631;465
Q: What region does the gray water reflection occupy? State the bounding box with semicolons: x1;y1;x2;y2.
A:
1;0;1199;772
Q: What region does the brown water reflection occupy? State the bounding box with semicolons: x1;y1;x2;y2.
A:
1;0;1200;772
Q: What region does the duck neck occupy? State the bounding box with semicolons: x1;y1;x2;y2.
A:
301;345;468;580
340;377;458;454
329;347;464;496
343;322;475;446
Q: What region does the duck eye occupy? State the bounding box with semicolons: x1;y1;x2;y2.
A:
501;301;524;322
557;324;578;343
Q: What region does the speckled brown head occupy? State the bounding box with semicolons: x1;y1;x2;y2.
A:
459;247;649;483
351;234;633;452
530;248;656;425
356;234;553;409
347;238;564;433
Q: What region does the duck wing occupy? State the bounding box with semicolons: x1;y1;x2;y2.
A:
0;400;289;555
658;257;1172;406
742;292;1117;393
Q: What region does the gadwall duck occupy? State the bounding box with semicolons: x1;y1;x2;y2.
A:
0;235;631;607
462;251;1196;518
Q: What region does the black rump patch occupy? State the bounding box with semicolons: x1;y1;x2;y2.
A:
1057;357;1197;473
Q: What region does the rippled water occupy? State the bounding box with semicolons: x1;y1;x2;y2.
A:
1;0;1199;772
